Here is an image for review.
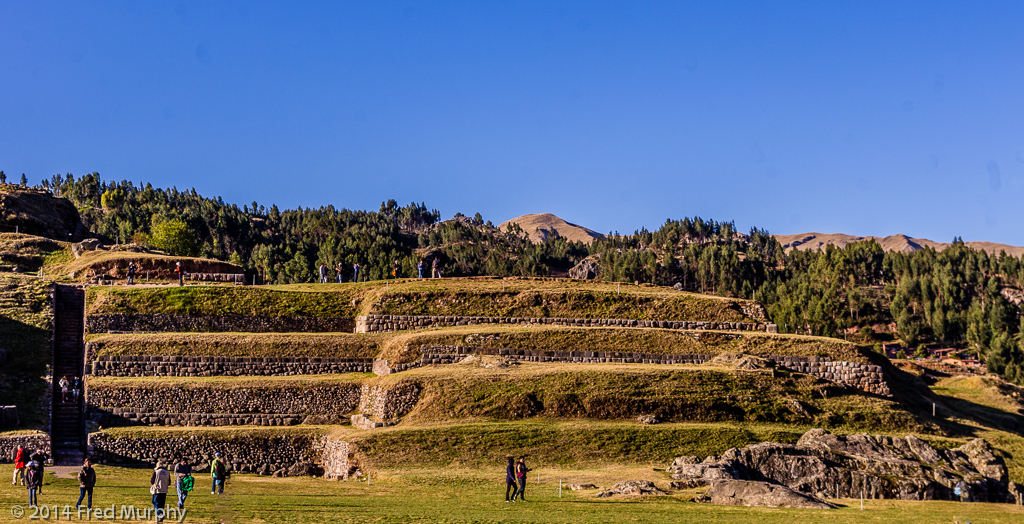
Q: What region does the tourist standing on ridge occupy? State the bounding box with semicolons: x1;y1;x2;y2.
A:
126;262;137;285
210;452;226;495
504;457;517;502
76;457;96;510
513;456;531;502
11;445;27;486
417;260;424;279
352;262;360;283
150;462;170;521
431;258;440;279
25;461;42;507
392;260;400;279
174;458;193;510
335;263;344;283
175;262;184;286
319;263;328;283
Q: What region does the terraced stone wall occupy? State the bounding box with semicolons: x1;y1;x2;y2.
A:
0;435;51;462
88;385;362;427
356;314;776;334
86;314;354;334
91;356;373;377
379;345;891;396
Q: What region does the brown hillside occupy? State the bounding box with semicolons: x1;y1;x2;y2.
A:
0;184;88;240
498;213;604;244
775;232;1024;257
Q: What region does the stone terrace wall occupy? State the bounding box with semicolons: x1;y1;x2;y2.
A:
356;314;776;334
87;314;355;334
89;384;361;419
0;435;51;463
381;345;891;397
87;432;361;479
91;356;373;377
87;432;320;474
357;383;421;422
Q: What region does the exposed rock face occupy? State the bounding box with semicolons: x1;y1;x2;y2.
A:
668;429;1013;502
704;480;834;509
568;256;601;280
596;480;667;497
71;238;103;257
0;186;88;241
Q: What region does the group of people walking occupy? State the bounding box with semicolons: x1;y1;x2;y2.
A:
10;446;228;521
504;456;532;502
316;258;444;283
57;375;82;403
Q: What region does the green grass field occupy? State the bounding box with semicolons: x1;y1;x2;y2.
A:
1;465;1021;524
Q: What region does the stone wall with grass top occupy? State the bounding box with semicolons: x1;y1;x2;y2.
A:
88;384;362;418
377;345;891;396
90;355;373;377
356;314;775;334
86;313;355;334
0;434;51;462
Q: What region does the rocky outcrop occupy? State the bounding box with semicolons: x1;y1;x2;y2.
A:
703;480;834;509
596;480;667;497
568;257;601;280
71;238;103;257
87;314;355;334
668;429;1014;503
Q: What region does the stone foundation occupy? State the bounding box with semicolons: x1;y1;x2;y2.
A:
356;314;775;334
88;384;362;419
90;355;373;377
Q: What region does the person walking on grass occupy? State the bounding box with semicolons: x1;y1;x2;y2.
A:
175;262;184;286
505;457;517;502
11;445;27;486
174;458;193;510
77;457;96;510
25;461;42;507
210;452;226;495
150;462;170;522
513;456;531;502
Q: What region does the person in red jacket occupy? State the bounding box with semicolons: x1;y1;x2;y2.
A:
11;445;27;486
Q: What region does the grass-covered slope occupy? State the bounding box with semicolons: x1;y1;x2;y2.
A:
88;332;383;359
0;275;52;429
0;233;70;273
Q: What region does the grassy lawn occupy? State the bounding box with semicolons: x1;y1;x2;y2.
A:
0;465;1020;524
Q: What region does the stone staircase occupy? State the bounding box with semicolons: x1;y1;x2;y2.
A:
51;285;85;465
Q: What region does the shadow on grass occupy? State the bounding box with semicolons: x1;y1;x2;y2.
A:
0;315;50;430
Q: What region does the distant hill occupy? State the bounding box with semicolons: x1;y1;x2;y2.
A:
498;213;604;244
774;232;1024;257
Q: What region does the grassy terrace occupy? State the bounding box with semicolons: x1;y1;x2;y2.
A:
86;326;872;365
383;325;874;364
85;277;764;322
0;274;52;429
88;332;384;359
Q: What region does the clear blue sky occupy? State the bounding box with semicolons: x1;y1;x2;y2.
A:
2;1;1023;244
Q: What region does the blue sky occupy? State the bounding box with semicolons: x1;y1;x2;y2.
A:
2;1;1023;244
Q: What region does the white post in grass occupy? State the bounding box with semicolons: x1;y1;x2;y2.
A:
933;403;936;417
559;479;562;498
537;473;540;484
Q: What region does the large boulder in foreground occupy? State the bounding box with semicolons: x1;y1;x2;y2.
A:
705;480;834;509
668;429;1014;503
